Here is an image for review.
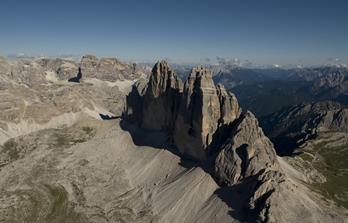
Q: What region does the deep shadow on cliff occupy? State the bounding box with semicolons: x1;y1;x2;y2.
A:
119;60;348;222
118;117;259;221
119;119;200;170
68;67;82;83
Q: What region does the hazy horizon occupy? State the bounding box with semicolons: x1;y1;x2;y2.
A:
1;0;347;66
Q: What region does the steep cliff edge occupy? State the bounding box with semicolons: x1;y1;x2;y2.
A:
174;66;241;160
123;61;347;222
125;62;241;161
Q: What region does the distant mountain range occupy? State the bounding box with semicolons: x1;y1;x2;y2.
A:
211;66;348;117
260;101;348;209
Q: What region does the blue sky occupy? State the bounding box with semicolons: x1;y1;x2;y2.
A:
0;0;347;65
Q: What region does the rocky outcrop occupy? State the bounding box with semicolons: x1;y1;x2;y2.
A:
142;61;183;130
216;84;241;124
38;58;78;80
80;54;98;78
80;54;143;81
124;61;347;222
0;56;132;143
8;60;47;86
174;66;240;160
215;111;278;185
38;55;142;82
2;55;147;84
97;58;137;81
214;111;346;222
123;78;148;123
125;62;241;161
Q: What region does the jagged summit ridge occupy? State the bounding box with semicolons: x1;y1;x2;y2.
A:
174;65;241;160
125;60;241;161
142;60;183;130
146;60;182;98
215;111;279;185
123;60;347;222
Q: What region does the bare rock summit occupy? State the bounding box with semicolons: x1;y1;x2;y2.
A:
142;60;183;130
174;66;241;160
123;60;347;222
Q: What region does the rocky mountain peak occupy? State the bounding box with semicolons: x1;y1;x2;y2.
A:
147;60;182;98
81;54;98;63
188;65;213;79
141;60;182;130
37;58;78;80
215;111;279;185
80;54;98;77
79;54;143;81
125;63;241;161
174;66;241;161
216;84;241;125
123;62;346;222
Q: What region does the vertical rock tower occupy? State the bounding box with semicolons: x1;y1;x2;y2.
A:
174;66;240;160
142;60;183;131
125;61;241;161
123;60;346;222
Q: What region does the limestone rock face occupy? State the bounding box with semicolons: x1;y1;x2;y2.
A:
80;54;99;78
0;56;134;144
213;111;345;222
125;63;241;161
37;55;145;82
123;78;148;123
123;61;347;222
80;54;143;81
216;84;241;125
142;60;183;130
8;60;47;85
38;58;78;80
97;58;135;81
174;66;240;161
215;111;278;185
